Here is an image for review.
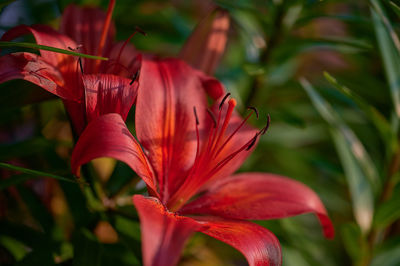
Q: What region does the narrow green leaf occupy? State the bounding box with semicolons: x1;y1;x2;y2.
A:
371;1;400;118
301;78;375;233
0;162;86;185
371;238;400;266
323;72;397;154
389;1;400;17
374;188;400;228
331;128;374;234
0;41;108;61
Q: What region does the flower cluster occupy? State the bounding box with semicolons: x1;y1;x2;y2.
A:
0;1;334;265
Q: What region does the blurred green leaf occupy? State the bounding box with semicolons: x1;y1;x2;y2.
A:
324;72;397;153
0;41;108;61
371;237;400;266
389;1;400;17
371;0;400;119
301;78;375;233
374;188;400;228
341;222;363;261
0;162;86;185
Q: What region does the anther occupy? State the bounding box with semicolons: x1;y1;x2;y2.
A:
246;134;258;151
193;106;200;125
247;106;259;119
206;109;217;128
135;26;147;36
130;69;140;85
219;93;231;110
78;58;84;75
260;114;271;135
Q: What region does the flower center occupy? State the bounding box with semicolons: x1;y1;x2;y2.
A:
167;93;270;211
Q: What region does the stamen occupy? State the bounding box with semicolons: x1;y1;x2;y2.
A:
78;58;84;75
247;106;259;119
260;114;271;135
135;26;147;36
193;106;200;125
219;92;231;110
130;69;140;85
214;107;257;158
206;109;217;128
246;134;258;151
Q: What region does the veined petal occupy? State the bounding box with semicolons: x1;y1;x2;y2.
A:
179;7;230;75
71;113;158;196
197;217;281;266
1;24;78;68
83;74;137;123
132;195;201;266
136;58;208;202
60;4;115;59
181;173;334;239
0;52;78;100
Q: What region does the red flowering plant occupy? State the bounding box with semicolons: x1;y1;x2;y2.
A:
71;58;334;266
0;0;141;135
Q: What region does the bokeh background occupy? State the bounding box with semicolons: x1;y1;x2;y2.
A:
1;0;399;265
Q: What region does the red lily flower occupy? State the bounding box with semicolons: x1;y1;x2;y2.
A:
0;0;140;135
71;58;334;266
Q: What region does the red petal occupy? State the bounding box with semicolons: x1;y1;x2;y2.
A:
1;24;77;68
0;52;78;100
179;7;230;75
60;4;115;73
71;113;158;196
136;58;208;201
181;173;334;239
197;72;225;100
83;74;137;123
132;195;200;266
197;217;281;266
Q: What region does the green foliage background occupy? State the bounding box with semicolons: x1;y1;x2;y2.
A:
1;0;400;265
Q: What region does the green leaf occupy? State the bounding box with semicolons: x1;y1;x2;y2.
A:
374;188;400;228
371;237;400;266
0;162;86;185
301;78;375;233
389;1;400;17
371;0;400;119
323;72;397;154
341;222;364;261
0;41;108;61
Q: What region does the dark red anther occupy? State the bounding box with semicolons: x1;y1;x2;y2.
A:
78;58;84;75
193;106;200;125
246;134;258;151
135;26;147;36
130;69;140;85
247;106;259;119
219;92;231;110
260;114;271;135
206;108;217;128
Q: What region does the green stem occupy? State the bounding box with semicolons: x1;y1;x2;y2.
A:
245;2;285;106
